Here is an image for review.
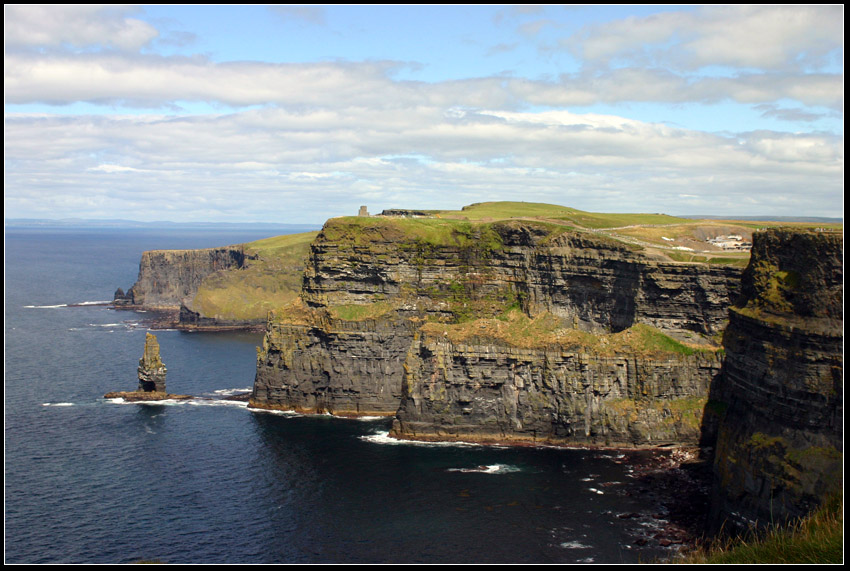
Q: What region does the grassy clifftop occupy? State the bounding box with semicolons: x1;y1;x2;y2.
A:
189;231;317;322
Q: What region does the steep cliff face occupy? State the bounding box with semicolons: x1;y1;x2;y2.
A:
393;330;722;446
301;218;739;335
252;216;741;446
708;228;843;533
252;305;416;415
115;246;249;309
114;232;316;326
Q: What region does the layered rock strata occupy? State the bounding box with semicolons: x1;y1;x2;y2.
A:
113;246;249;309
252;309;416;415
252;217;741;445
708;228;843;533
392;333;722;446
104;332;191;401
300;219;740;335
138;332;168;392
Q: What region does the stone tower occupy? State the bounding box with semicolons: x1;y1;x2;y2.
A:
138;332;167;392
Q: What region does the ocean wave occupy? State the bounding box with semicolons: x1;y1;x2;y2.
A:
446;464;521;474
249;407;302;417
559;541;592;549
360;431;483;448
25;300;112;309
41;402;75;407
212;387;253;396
186;399;249;408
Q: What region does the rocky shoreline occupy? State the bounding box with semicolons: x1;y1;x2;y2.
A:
110;305;266;332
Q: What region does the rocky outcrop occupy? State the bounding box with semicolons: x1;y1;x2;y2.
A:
252;307;416;415
251;217;741;446
113;246;249;309
392;332;722;446
104;332;191;401
708;228;843;533
300;219;740;335
138;332;167;392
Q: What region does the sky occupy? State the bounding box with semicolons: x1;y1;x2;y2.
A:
4;4;844;224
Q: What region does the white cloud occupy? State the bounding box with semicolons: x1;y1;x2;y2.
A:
5;52;842;111
568;5;843;72
4;5;159;51
5;106;843;222
3;5;843;222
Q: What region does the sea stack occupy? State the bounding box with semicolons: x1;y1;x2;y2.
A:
138;332;167;392
104;332;190;401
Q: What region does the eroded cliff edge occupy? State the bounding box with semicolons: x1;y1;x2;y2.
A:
251;216;741;446
114;232;316;328
708;228;843;533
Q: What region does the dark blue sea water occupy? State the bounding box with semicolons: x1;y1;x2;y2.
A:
5;226;688;564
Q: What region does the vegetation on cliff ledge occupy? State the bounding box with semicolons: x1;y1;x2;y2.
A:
190;231;317;321
418;309;719;355
681;496;843;564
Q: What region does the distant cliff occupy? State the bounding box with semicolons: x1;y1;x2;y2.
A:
708;228;843;533
114;232;316;327
115;246;249;309
252;216;741;446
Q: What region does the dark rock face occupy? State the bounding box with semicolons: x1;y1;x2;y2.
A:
392;333;723;446
708;228;843;533
114;246;248;308
252;310;416;416
138;332;167;392
300;219;740;335
252;218;741;446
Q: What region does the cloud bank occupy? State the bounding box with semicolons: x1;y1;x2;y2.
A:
4;5;843;222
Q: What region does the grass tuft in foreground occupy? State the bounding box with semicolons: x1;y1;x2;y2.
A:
680;496;843;564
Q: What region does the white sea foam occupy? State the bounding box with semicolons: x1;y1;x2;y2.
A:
212;387;253;396
360;430;482;447
42;402;75;407
446;464;521;474
588;488;604;495
559;541;591;549
187;399;249;408
25;300;111;309
249;408;302;416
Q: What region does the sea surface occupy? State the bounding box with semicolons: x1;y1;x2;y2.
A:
5;226;689;564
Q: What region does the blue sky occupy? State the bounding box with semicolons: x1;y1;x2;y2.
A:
4;5;844;223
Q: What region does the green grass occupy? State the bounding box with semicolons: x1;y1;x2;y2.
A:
320;216;505;251
420;311;719;354
437;201;690;229
681;496;843;564
328;302;396;321
666;251;751;267
190;231;317;321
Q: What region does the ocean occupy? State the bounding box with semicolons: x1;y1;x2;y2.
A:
5;226;698;564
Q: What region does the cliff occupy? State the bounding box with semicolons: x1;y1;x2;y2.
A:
251;214;742;446
115;246;249;309
707;228;843;533
114;232;317;327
